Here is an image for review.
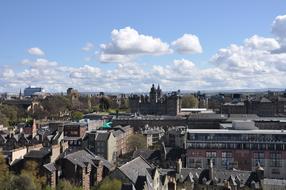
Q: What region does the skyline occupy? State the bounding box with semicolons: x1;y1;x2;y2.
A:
1;1;286;92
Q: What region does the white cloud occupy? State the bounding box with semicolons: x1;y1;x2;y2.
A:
272;15;286;44
99;27;171;63
171;34;202;54
0;68;15;79
3;15;286;92
27;47;45;56
98;52;135;63
244;35;280;51
82;42;95;52
21;58;58;67
69;65;101;79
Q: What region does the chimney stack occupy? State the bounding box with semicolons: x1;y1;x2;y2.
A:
176;158;182;174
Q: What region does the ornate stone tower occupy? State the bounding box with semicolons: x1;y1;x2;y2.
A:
149;84;157;104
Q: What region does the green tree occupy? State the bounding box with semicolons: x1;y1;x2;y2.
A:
99;97;111;111
181;95;199;108
56;180;82;190
0;153;11;188
0;104;19;126
10;174;37;190
96;177;122;190
71;111;84;121
41;96;71;119
0;112;9;127
127;134;147;151
21;161;46;190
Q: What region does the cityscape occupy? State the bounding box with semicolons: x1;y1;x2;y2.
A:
1;1;286;190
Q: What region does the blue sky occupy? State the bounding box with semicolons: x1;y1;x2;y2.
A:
1;1;286;92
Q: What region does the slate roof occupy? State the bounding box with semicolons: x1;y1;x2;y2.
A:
43;162;57;172
118;156;153;184
95;132;110;141
63;149;113;170
24;148;51;159
160;167;251;186
64;149;97;168
132;149;160;161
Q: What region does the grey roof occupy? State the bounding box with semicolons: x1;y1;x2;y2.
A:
119;156;153;184
260;97;272;103
95;132;110;141
115;115;184;120
161;167;251;186
112;129;124;137
142;129;164;135
64;149;97;168
24;148;51;159
226;114;260;122
188;113;227;120
64;122;87;127
132;149;160;161
43;162;56;172
63;136;82;141
187;128;286;135
63;149;113;170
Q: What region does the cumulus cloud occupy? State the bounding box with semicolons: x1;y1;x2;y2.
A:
98;27;171;63
3;15;286;92
272;15;286;44
21;58;58;67
171;34;202;54
82;42;95;52
244;35;280;51
98;52;135;63
27;47;45;56
271;14;286;53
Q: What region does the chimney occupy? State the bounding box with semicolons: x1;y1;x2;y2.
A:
32;119;37;138
116;110;119;118
176;158;182;174
209;159;214;180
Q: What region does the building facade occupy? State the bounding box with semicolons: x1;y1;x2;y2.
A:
129;84;182;116
186;121;286;179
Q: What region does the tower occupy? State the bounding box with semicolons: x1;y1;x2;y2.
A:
149;84;157;104
19;89;22;99
157;84;162;99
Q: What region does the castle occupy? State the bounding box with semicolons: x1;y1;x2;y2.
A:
129;84;182;116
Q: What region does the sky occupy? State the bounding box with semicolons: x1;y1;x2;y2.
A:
1;0;286;93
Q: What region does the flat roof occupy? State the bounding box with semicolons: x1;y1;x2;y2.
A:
187;129;286;135
181;108;207;111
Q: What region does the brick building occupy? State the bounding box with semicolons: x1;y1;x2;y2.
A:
186;121;286;179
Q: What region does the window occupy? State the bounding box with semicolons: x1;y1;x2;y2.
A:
188;158;202;168
272;168;281;175
270;152;282;167
221;151;233;169
206;151;217;158
253;152;265;166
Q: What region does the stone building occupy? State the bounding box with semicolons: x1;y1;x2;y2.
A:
129;84;182;116
57;149;113;190
86;125;134;162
